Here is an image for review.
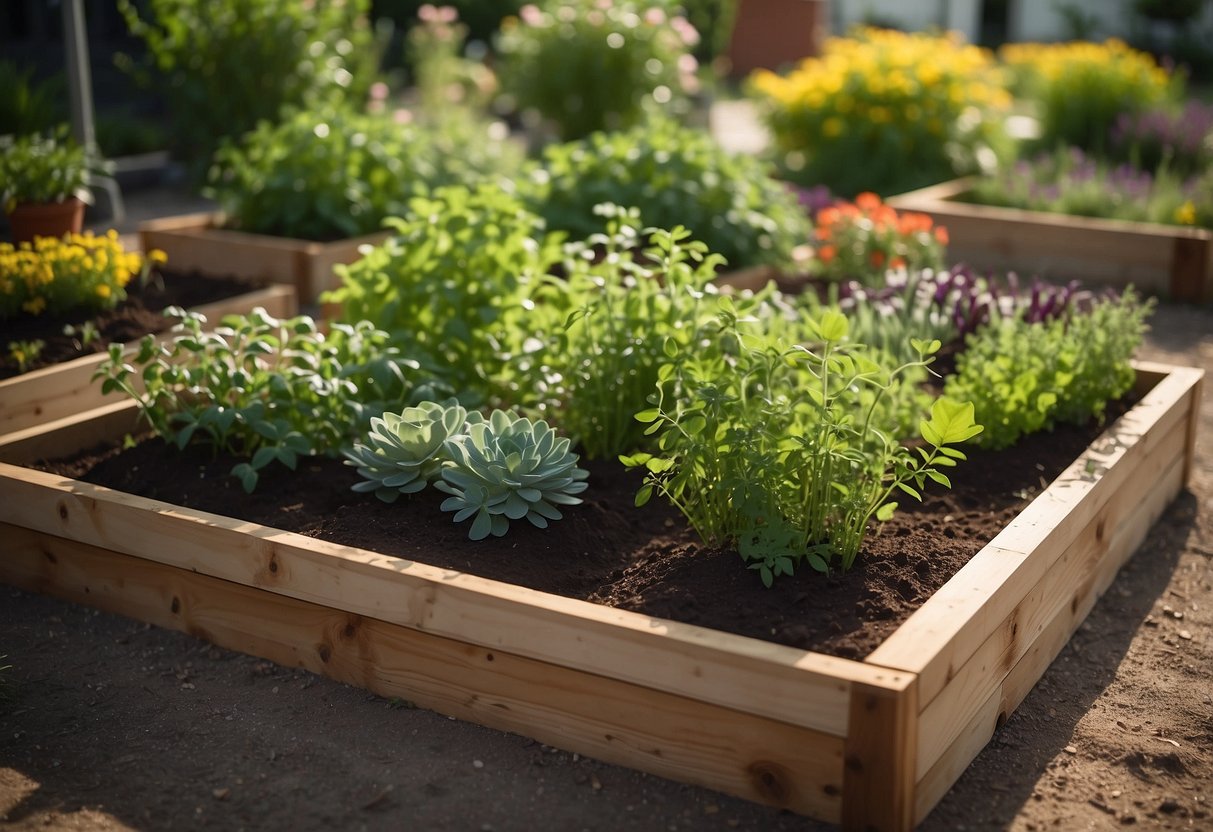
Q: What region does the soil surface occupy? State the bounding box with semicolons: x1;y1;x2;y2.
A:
1;301;1211;831
0;270;267;379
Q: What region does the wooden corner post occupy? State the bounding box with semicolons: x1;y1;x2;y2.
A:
841;670;918;831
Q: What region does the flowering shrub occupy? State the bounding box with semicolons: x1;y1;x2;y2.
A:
810;192;948;285
495;0;701;140
968;147;1209;229
749;27;1011;196
1000;39;1179;154
0;231;164;320
1109;100;1213;177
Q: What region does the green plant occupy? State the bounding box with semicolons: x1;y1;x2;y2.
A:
346;400;589;539
810;192;948;284
495;0;701;140
344;400;468;500
0;128;106;210
95;307;446;491
1000;39;1180;155
944;290;1152;450
509;212;734;460
117;0;381;172
523;118;812;268
749;27;1012;197
7;340;45;373
63;320;102;349
623;305;982;584
0;62;66;136
0;231;161;320
327;184;559;400
436;408;589;539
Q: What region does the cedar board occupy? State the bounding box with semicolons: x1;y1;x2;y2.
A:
888;178;1213;303
0;283;297;437
139;212;389;305
0;361;1201;831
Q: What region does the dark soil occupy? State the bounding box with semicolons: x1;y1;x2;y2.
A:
37;397;1132;661
0;269;267;379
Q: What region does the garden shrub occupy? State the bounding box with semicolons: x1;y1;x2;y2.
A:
495;0;701;140
809;192;948;285
1000;38;1179;155
749;27;1012;197
523;119;812;268
117;0;381;172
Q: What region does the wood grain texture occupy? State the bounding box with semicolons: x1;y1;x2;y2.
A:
0;525;848;822
842;674;917;832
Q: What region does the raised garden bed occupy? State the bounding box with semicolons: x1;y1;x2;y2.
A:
139;212;390;306
887;178;1213;303
0;280;296;438
0;361;1201;830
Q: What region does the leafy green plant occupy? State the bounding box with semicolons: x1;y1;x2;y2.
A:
0;61;66;135
523;119;812;268
327;184;559;400
944;290;1152;450
63;320;102;349
436;408;589;539
624;305;983;584
1000;38;1180;155
750;27;1012;197
509;211;734;460
117;0;381;172
7;340;45;373
495;0;701;140
0;129;107;210
95;307;445;491
346;400;589;539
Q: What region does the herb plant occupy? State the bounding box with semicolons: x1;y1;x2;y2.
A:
944;290;1152;450
495;0;700;140
524;119;812;268
7;340;45;373
0;129;107;210
327;184;559;402
624;305;983;585
96;307;444;491
346;400;589;540
509;211;730;460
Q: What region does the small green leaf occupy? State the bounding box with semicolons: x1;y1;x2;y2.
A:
634;408;660;423
635;484;653;507
875;502;898;522
817;309;849;342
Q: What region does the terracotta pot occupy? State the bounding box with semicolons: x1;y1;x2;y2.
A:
6;197;85;244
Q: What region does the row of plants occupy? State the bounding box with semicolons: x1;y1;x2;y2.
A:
93;185;1150;587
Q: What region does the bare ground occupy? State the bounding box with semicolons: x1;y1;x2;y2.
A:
1;300;1210;831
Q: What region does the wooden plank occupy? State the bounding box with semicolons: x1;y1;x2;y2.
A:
911;451;1185;823
0;285;296;436
0;400;141;466
0;461;884;736
888;179;1213;301
842;674;917;832
0;525;847;822
911;432;1186;779
866;366;1201;702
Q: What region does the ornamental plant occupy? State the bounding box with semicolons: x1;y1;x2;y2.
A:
0;231;164;320
749;27;1012;196
346;401;589;539
326;184;560;401
495;0;701;140
508;210;734;460
999;39;1179;155
1108;100;1213;177
0;129;107;210
96;307;445;491
624;304;983;585
809;192;948;285
116;0;381;172
945;290;1152;450
523;118;812;268
967;147;1209;229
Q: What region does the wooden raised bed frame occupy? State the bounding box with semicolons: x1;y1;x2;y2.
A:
887;178;1213;303
0;361;1202;830
139;212;389;305
0;283;297;438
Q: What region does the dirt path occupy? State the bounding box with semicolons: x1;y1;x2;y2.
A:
1;301;1210;831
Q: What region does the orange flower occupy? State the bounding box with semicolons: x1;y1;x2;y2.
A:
855;192;882;212
818;244;837;263
870;250;886;267
817;206;841;227
890;256;906;269
934;226;950;245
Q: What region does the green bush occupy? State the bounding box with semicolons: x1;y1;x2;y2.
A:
750;27;1012;197
523;119;811;268
495;0;701;140
0;128;102;209
117;0;381;172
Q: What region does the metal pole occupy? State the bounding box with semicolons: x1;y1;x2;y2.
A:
62;0;96;150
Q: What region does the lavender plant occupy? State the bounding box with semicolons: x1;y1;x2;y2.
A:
1109;100;1213;176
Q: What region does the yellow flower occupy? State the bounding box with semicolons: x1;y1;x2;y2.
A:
1175;201;1197;225
22;296;47;315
